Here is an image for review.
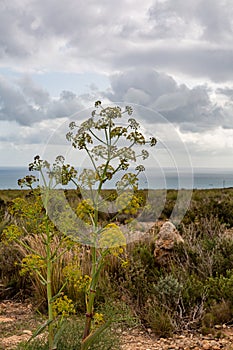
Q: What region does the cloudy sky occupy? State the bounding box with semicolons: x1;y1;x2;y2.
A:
1;0;233;170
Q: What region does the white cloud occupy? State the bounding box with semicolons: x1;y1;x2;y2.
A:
0;0;233;168
0;0;232;83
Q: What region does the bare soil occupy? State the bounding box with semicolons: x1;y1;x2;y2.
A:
1;301;233;350
0;300;42;350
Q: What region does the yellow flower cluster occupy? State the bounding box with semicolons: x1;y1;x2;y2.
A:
121;259;129;268
20;254;46;276
116;192;141;215
10;196;43;220
93;312;105;326
99;223;126;255
73;275;91;291
52;294;75;318
63;263;91;292
3;224;23;243
76;199;95;224
8;195;55;235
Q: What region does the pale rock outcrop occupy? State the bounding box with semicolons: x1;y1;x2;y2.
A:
154;221;184;264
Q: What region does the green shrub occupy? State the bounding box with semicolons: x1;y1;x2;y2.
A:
201;300;233;335
212;238;233;275
145;305;174;337
106;241;161;313
0;241;28;299
207;270;233;304
152;274;182;309
183;189;233;227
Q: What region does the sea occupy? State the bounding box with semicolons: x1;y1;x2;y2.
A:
0;167;233;190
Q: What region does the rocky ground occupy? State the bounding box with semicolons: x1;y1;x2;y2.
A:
120;328;233;350
1;301;233;350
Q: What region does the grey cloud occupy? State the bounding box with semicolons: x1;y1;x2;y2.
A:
165;104;224;133
196;0;233;42
47;90;83;119
153;88;190;111
148;0;233;43
0;76;83;125
106;68;227;132
216;87;233;99
17;75;50;106
0;0;233;84
0;2;33;59
148;1;198;40
107;68;177;102
0;76;41;125
0;0;146;62
114;46;233;83
34;0;144;40
220;104;233;129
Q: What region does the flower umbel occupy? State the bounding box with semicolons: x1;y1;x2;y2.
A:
99;223;126;251
52;294;76;318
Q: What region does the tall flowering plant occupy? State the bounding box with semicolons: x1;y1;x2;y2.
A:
65;101;156;349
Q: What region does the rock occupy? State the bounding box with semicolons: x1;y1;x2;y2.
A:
154;221;184;264
202;341;211;349
214;325;222;329
0;316;14;323
223;228;233;240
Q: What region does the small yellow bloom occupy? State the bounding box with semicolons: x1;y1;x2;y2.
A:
121;260;129;268
93;312;105;326
2;224;23;242
20;254;46;276
52;295;75;318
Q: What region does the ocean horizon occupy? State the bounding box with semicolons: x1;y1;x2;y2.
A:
0;166;233;190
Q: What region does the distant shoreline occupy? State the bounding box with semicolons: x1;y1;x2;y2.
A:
0;167;233;190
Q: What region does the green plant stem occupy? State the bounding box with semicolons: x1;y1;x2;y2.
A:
43;185;55;350
81;143;105;347
81;252;106;350
45;216;54;350
81;244;97;341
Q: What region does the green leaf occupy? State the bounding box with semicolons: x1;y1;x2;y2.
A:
27;319;53;343
53;320;66;347
81;320;111;350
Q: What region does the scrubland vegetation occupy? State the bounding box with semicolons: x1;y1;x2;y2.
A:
1;187;233;349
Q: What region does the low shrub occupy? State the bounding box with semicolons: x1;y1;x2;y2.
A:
145;305;175;337
204;300;233;326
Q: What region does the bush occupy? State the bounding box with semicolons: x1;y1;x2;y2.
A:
152;274;182;309
203;300;233;327
0;241;29;299
145;305;175;337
